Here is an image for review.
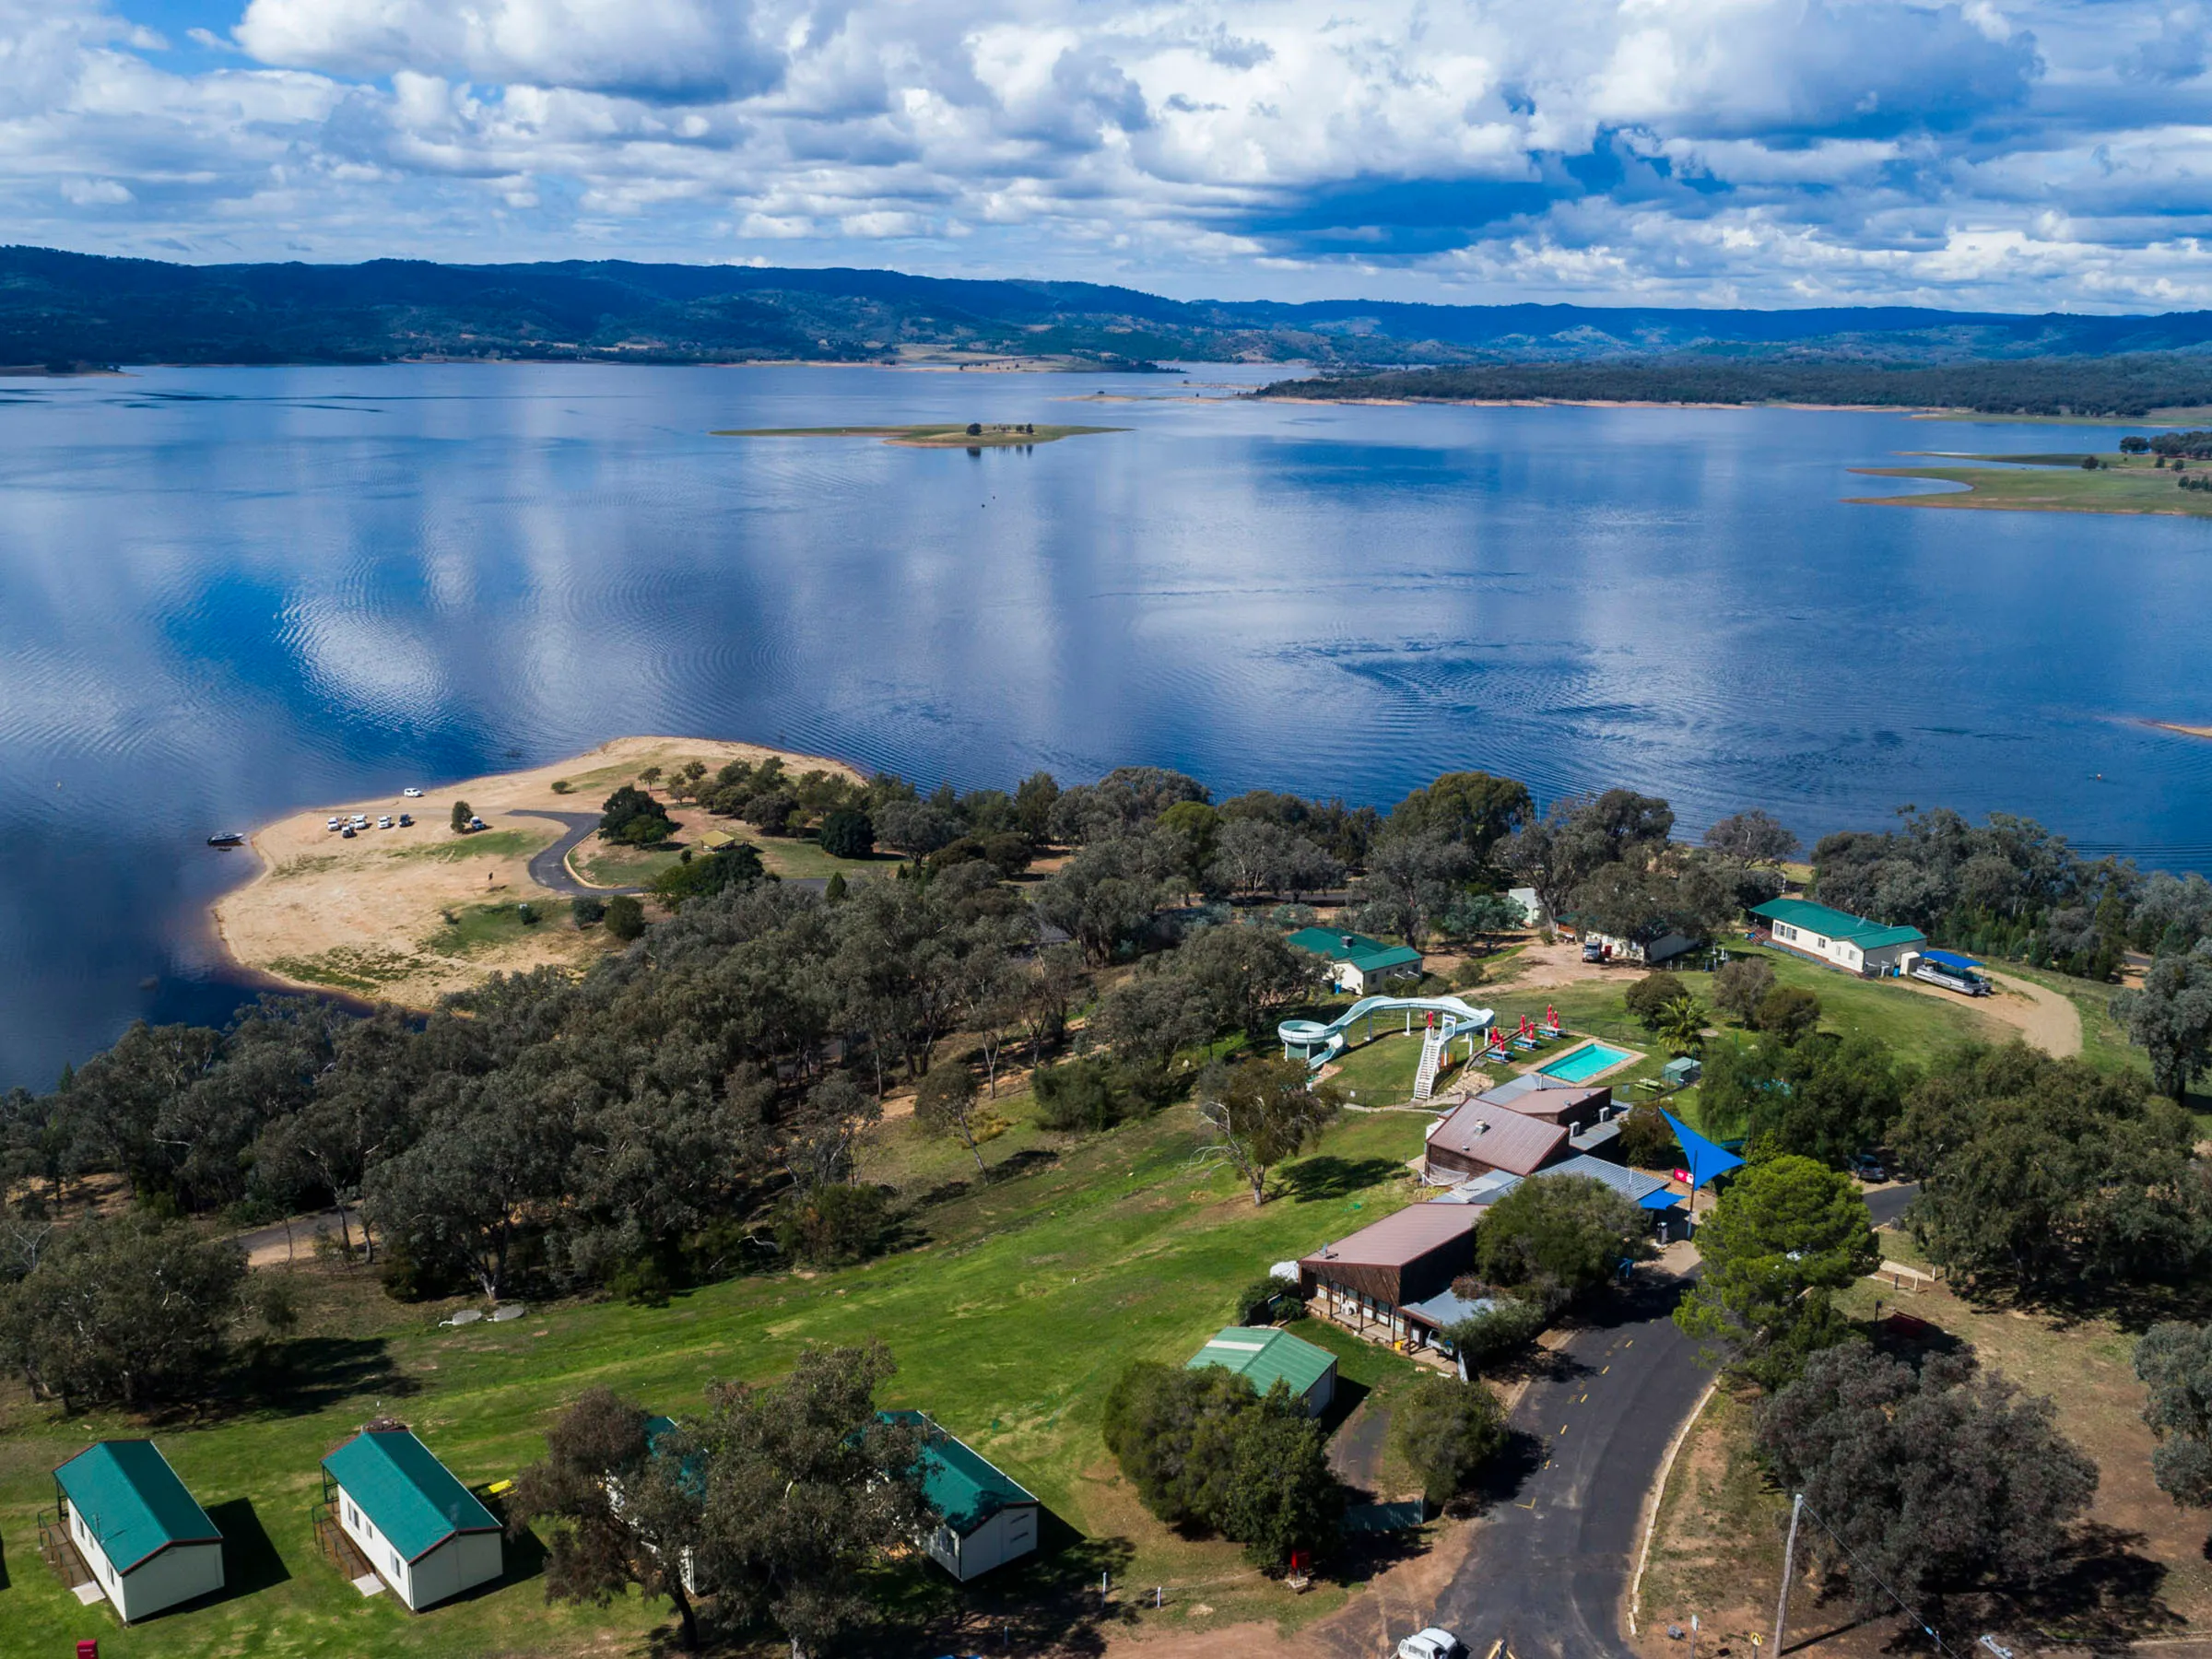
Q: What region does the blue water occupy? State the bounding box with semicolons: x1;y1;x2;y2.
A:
1540;1042;1635;1082
3;361;2210;1087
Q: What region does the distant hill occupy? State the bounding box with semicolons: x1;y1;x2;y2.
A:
9;245;2212;379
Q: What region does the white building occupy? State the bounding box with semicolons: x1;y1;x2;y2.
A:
1752;898;1925;977
323;1428;503;1609
53;1440;225;1623
885;1411;1040;1583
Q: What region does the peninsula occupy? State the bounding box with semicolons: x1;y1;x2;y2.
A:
212;735;863;1006
1846;449;2212;517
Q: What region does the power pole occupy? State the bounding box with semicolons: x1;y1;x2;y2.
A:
1772;1492;1806;1656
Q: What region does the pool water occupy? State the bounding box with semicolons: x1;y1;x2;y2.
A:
1540;1042;1632;1083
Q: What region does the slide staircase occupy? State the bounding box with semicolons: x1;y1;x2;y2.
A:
1277;994;1494;1073
1412;1026;1448;1100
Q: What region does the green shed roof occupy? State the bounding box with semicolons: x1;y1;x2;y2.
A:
323;1430;498;1562
882;1412;1036;1537
1187;1326;1336;1400
54;1441;220;1574
1287;926;1391;960
1347;945;1423;973
1751;898;1925;951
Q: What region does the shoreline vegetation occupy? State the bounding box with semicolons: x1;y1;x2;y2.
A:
713;421;1124;446
211;735;865;1006
1848;446;2212;516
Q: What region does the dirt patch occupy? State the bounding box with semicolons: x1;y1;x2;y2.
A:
212;735;858;1008
1892;968;2081;1057
1489;936;1636;991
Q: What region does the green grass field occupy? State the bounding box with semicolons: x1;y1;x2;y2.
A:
0;1102;1438;1658
423;898;575;956
1847;452;2212;517
387;829;550;864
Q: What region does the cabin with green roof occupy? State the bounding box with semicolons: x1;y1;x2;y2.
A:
1286;926;1424;994
1751;897;1925;977
53;1440;224;1622
1186;1325;1338;1417
322;1427;501;1609
881;1410;1040;1582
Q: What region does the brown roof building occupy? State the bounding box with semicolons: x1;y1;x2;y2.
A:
1297;1204;1480;1321
1423;1101;1571;1183
1476;1074;1614;1132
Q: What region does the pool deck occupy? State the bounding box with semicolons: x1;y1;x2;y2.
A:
1531;1038;1645;1087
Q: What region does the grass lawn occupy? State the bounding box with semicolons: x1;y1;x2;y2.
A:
742;836;903;882
0;1103;1440;1659
387;829;549;864
571;838;683;888
422;898;576;957
1847;452;2212;518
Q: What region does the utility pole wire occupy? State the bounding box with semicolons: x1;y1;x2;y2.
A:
1793;1495;1963;1659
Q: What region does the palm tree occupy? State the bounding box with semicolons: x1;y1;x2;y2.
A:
1655;995;1711;1056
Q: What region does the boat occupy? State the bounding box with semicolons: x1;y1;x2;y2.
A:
206;831;245;847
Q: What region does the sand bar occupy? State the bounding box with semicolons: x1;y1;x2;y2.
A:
213;735;860;1007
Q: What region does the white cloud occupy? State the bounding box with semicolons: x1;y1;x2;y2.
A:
0;0;2204;308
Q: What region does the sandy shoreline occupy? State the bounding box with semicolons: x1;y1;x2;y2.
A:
213;735;859;1008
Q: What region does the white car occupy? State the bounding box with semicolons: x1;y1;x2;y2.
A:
1398;1631;1467;1659
402;786;423;797
377;815;394;830
326;817;342;830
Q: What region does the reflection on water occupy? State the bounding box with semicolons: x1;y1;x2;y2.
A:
1;362;2206;1085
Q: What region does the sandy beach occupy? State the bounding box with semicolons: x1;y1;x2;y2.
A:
212;735;859;1007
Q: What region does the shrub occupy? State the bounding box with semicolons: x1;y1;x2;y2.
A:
1754;985;1821;1041
572;895;606;926
1617;1103;1680;1169
1389;1374;1507;1507
772;1182;891;1265
606;895;646;941
450;798;474;832
653;843;766;904
550;778;572;794
818;807;875;860
1031;1055;1133;1133
1624;972;1689;1031
1441;1296;1547;1371
1711;958;1776;1024
1232;1274;1293;1325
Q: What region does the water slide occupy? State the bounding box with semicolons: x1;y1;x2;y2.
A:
1277;994;1495;1069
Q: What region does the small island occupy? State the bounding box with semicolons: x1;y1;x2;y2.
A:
213;735;868;1006
1849;432;2212;517
713;421;1124;447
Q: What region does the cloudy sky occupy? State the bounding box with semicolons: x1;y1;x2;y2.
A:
4;0;2208;308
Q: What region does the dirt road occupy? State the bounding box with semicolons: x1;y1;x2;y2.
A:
1896;967;2081;1057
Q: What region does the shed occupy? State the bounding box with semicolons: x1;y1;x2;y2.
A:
1662;1056;1701;1088
1300;1204;1481;1342
1423;1100;1571;1182
883;1412;1040;1582
1285;926;1424;994
53;1441;224;1623
1186;1326;1337;1417
698;830;738;853
323;1429;502;1610
1751;898;1924;977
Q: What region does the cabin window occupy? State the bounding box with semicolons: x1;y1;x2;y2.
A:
392;1549;403;1575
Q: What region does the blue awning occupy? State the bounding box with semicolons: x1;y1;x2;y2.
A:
1639;1190;1686;1211
1920;948;1983;971
1663;1110;1746;1192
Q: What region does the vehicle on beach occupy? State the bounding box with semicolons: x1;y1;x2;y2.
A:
402;786;423;797
341;825;356;838
377;815;394;830
397;813;413;827
467;815;487;831
206;831;245;847
326;816;342;830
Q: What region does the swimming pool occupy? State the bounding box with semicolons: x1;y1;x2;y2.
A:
1539;1041;1633;1083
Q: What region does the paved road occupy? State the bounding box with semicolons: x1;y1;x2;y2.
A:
507;809;642;897
1865;1181;1919;1230
1431;1269;1712;1659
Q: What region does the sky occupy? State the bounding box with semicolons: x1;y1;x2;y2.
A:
3;0;2209;310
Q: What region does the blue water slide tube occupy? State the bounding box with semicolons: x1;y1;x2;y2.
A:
1277;995;1496;1067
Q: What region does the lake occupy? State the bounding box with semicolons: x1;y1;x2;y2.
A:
3;362;2208;1087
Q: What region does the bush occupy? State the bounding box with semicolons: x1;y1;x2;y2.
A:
1625;972;1689;1031
772;1182;891;1265
1232;1274;1293;1325
600;784;675;847
1754;985;1821;1041
606;895;646;941
1389;1374;1507;1507
1617;1103;1680;1169
653;842;766;905
1477;1175;1655;1305
450;798;474;832
1711;958;1776;1024
1441;1296;1547;1371
1031;1055;1134;1134
572;895;606;926
818;807;874;860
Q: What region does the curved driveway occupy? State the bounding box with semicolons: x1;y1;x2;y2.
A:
506;809;643;897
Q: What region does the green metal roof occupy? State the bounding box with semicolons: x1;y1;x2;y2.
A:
54;1441;220;1574
1347;945;1422;973
1751;898;1924;951
323;1430;498;1561
1287;926;1391;959
882;1412;1036;1537
1186;1326;1336;1400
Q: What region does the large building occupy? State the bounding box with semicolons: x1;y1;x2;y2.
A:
323;1428;503;1610
1285;926;1424;994
1422;1100;1571;1183
883;1411;1041;1583
1186;1325;1338;1416
1752;898;1925;977
1299;1204;1481;1344
1475;1073;1614;1132
53;1441;225;1623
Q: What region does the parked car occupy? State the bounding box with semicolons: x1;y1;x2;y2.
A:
402;786;423;797
467;815;488;831
1581;941;1604;962
326;817;342;830
397;813;413;827
341;825;357;839
1399;1630;1467;1659
1849;1153;1888;1182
